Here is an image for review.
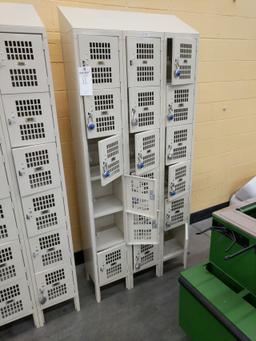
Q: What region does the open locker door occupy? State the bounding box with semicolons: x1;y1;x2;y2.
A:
98;134;123;186
124;175;159;245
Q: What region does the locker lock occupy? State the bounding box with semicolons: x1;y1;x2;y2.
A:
39;289;47;305
131;108;138;126
170;183;176;196
167;105;174;121
137;153;144;169
18;169;25;176
170;191;176;197
167;146;173;160
103;161;110;178
174;60;181;78
87;113;95;130
7;115;16;125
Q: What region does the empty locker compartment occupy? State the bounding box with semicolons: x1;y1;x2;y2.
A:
29;228;71;273
78;35;120;89
128;87;160;133
126;213;158;245
97;242;128;286
127;37;161;87
2;93;55;147
0;153;9;199
0;278;32;325
133;244;158;272
164;224;188;262
0;198;18;243
167;161;191;200
35;265;74;309
167;37;196;85
0;33;48;94
165;125;193;165
12;143;61;197
21;188;66;237
166;85;194;126
84;88;122;139
165;196;189;231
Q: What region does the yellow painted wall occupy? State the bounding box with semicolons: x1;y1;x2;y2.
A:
2;0;256;251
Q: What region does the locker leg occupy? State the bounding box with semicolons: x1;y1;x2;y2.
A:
74;294;81;312
33;309;45;328
85;271;90;281
156;262;163;277
126;273;133;290
183;223;189;269
95;285;101;303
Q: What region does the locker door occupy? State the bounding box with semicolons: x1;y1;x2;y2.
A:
135;129;159;175
12;143;60;197
0;153;9;199
0;33;48;94
78;35;120;89
166;125;193;165
127;37;161;87
126;213;158;245
0;198;18;243
165;196;189;230
124;175;157;219
98;134;123;186
21;188;66;237
166;85;194;126
84;88;121;139
129;87;160;133
133;244;158;272
168;161;191;200
2;93;55;147
171;38;196;85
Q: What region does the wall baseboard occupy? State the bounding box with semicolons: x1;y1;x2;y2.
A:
73;201;230;265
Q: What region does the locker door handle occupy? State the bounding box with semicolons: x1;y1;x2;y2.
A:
18;170;25;176
6;299;14;304
35;166;43;172
47;247;55;252
0;263;6;268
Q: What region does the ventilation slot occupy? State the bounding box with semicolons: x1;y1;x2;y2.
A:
91;67;112;84
180;43;192;59
138;112;154;127
174;130;188;143
0;284;20;303
0;247;13;263
39;233;60;250
5;40;34;60
20;123;45;141
16;99;42;117
45;268;65;285
48;283;67;300
36;213;58;230
94;94;114;111
143;153;155;167
1;300;23;319
138;91;154;106
10;69;38;87
143;135;155;150
105;250;121;264
172;147;187;160
0;205;4;219
171;212;184;224
174;108;188;122
134;229;151;240
29;171;52;189
136;43;154;59
137;66;154;82
89;42;111;60
25;149;49;168
174;89;189;103
42;250;63;267
33;193;55;211
0;225;8;240
106;264;122;278
107;141;119;158
96;116;115;132
171;198;185;211
141;252;154;265
0;265;16;283
141;244;154;253
180;65;191;80
175;166;187;179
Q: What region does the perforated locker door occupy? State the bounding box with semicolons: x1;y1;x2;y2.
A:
84;88;121;139
168;161;191;200
29;228;71;273
135;129;159;175
2;93;55;147
171;38;196;85
129;87;160;133
166;85;194;126
166;125;193;165
0;198;18;243
0;153;9;199
133;244;158;273
21;188;66;238
124;175;157;219
35;265;74;309
98;134;123;186
165;196;189;231
131;167;159;181
0;278;32;325
78;35;120;89
127;37;161;87
0;33;48;94
126;213;158;245
97;242;127;286
12;143;60;197
0;241;26;285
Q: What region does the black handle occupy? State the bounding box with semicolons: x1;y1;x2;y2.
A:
196;226;226;235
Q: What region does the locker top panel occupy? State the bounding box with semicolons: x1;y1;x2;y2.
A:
58;7;198;35
0;4;44;33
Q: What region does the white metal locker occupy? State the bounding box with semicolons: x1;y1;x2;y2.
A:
0;198;18;243
0;33;48;94
133;244;158;272
127;37;161;87
129;87;160;133
12;143;61;197
165;196;189;230
84;88;121;139
168;161;191;200
29;229;70;273
171;38;196;85
98;134;123;186
97;242;127;286
135;129;159;175
0;153;9;199
126;213;158;245
166;85;194;126
124;175;157;219
0;241;25;284
35;265;74;309
78;35;120;89
0;278;32;324
2;93;55;147
166;125;193;165
21;188;66;237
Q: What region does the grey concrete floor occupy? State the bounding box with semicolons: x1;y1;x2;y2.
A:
0;219;211;341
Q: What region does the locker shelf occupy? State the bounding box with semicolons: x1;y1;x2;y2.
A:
93;195;123;218
163;238;184;262
90;166;100;181
96;225;124;252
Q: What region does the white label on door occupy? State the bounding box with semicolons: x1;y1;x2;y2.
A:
78;66;93;96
